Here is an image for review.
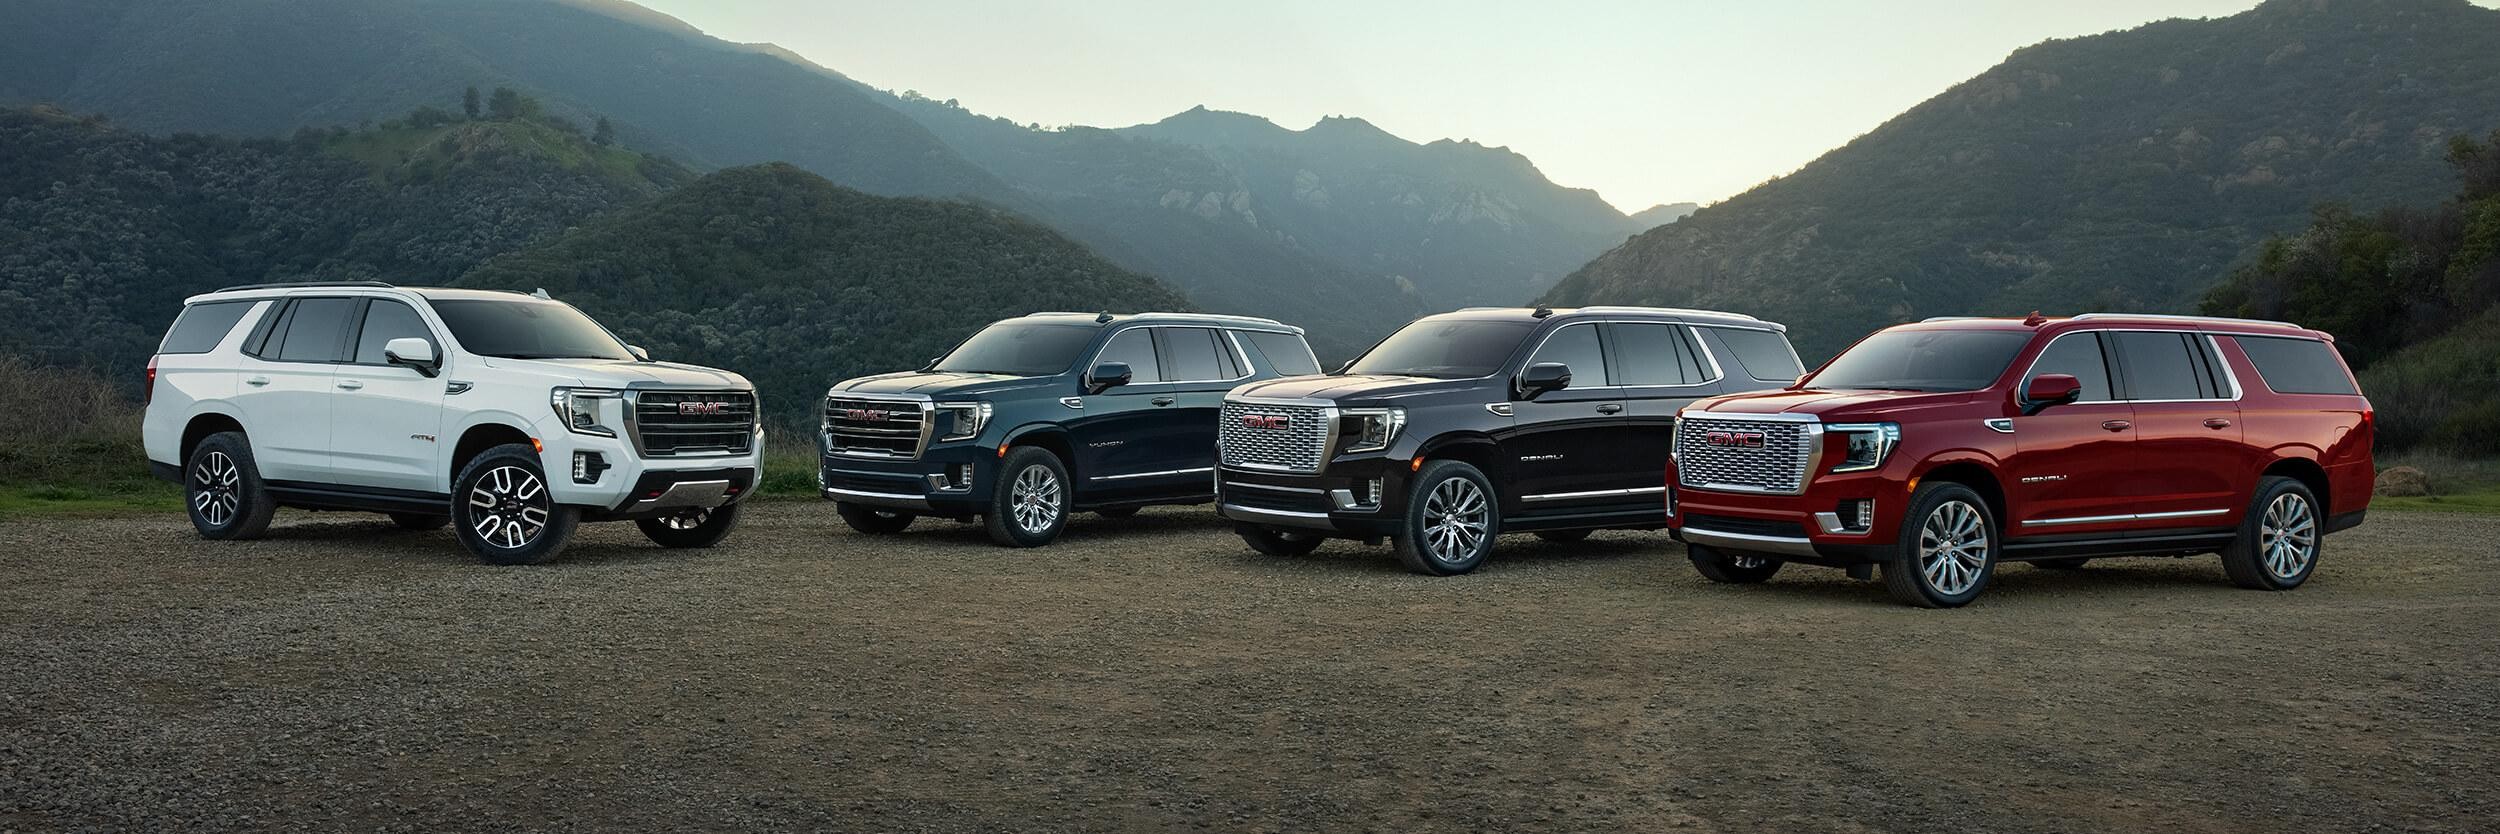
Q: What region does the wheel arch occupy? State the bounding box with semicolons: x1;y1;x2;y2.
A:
1001;425;1078;479
2261;455;2333;518
179;411;249;463
451;421;538;485
1913;457;2009;529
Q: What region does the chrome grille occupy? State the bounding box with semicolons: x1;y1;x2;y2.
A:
1675;417;1814;494
824;397;929;459
1219;401;1331;473
631;390;757;457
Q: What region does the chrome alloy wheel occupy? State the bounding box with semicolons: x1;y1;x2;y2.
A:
1917;499;1989;596
2259;492;2318;581
190;451;241;527
1010;464;1062;533
468;465;551;549
1421;477;1490;564
655;509;711;530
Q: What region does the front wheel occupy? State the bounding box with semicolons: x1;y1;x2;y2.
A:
1882;482;1999;608
1688;543;1782;584
451;444;579;566
2220;476;2321;591
985;447;1070;547
1392;460;1500;576
1238;524;1325;556
184;432;277;540
638;504;743;549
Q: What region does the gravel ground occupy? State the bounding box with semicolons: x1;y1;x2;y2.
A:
2;502;2495;833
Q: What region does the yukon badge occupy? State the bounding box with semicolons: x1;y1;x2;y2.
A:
1705;430;1767;449
1241;414;1291;430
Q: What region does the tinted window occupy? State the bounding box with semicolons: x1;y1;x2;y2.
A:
2024;332;2114;402
2233;336;2357;396
1159;328;1229;381
1712;327;1804;381
1243;331;1321;376
429;299;635;361
1095;328;1162;383
933;322;1097;376
354;300;437;365
1610;323;1700;386
2112;332;2206;400
1347;319;1536;379
1809;329;2032;392
158;301;257;354
271;298;358;363
1527;323;1611;386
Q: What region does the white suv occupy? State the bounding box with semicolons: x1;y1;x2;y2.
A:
142;281;763;564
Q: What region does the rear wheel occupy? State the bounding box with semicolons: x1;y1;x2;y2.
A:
986;447;1071;547
451;444;578;566
1882;482;1998;608
836;502;915;534
1392;460;1499;576
1534;529;1593;544
2220;476;2321;591
638;504;743;549
1238;524;1325;556
389;513;449;531
184;432;276;540
1687;543;1782;583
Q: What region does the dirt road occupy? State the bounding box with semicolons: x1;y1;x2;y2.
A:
3;504;2494;832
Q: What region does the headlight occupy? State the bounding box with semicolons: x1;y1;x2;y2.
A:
1342;407;1406;454
1828;422;1900;473
550;387;623;437
935;401;993;442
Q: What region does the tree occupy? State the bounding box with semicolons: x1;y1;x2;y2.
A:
486;87;537;120
593;117;615;147
462;86;481;119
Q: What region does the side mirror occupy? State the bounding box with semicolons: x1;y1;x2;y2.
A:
1086;361;1133;394
627;344;652;362
2022;373;2082;415
1516;362;1572;400
382;338;439;378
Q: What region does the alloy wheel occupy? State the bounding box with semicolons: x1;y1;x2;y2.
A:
1421;477;1490;564
1917;499;1988;596
468;465;550;549
191;451;241;528
2259;492;2317;581
1011;465;1062;533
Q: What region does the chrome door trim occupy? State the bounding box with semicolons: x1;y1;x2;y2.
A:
1522;486;1666;503
2020;508;2228;527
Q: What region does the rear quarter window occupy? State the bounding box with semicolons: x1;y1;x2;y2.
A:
2233;336;2359;396
157;301;259;354
1241;331;1322;376
1708;327;1805;382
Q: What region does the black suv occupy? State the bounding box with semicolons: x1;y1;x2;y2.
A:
1216;306;1801;575
822;312;1322;547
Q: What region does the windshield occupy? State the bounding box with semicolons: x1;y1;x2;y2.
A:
428;298;636;361
1345;319;1538;379
1807;329;2034;392
932;323;1099;376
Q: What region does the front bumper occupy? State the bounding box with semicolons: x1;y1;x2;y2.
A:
818;444;994;516
1667;469;1912;566
1214;457;1411;539
538;418;761;518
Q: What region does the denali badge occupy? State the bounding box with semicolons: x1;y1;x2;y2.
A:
680;401;732;416
1241;414;1291;430
1705;430;1767;449
842;407;889;422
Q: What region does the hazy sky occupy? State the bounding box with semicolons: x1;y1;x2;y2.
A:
631;0;2479;213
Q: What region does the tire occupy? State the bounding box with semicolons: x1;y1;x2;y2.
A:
389;513;450;531
450;443;579;566
637;504;743;549
1392;460;1500;576
986;447;1071;547
183;432;276;540
2033;557;2091;570
1534;529;1593;544
1688;543;1782;584
2220;476;2322;591
1882;482;2000;608
1237;524;1325;556
836;502;916;534
1095;507;1141;519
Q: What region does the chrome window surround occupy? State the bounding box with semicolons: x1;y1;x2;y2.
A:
1082;324;1258;387
1515;319;1738;393
2016;329;2244;405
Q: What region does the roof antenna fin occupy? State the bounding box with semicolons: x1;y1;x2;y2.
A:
1531;305;1554;319
1096;311;1115;323
531;287;553;300
2022;310;2047;327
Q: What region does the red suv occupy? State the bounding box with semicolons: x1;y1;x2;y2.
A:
1666;314;2373;608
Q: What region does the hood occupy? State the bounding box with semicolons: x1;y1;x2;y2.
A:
832;370;1061;398
483;357;750;389
1229;373;1480;403
1689;388;1985;420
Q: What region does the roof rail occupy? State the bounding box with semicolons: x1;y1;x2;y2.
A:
1920;316;1992;322
1573;305;1762;321
1025;311;1291;327
211;280;396;293
2070;312;2301;329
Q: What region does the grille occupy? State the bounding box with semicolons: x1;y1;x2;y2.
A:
1675;417;1814;494
824;397;929;459
1219;401;1331;473
632;391;757;457
1684;513;1811;538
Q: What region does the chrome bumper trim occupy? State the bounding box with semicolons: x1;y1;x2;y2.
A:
1681;527;1821;557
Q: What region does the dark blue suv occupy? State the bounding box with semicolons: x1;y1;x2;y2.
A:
821;312;1322;546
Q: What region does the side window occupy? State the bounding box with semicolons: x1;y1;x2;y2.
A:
2024;333;2114;402
1527;323;1611;387
2111;331;2204;400
1607;323;1698;386
157;301;258;354
1158;327;1228;381
1710;327;1805;382
1095;327;1163;384
1243;331;1322;376
271;297;358;363
353;300;438;365
2232;336;2358;395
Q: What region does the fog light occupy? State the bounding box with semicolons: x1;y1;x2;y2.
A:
955;463;975;487
1852;499;1875;529
572;451;608;485
1365;478;1384;505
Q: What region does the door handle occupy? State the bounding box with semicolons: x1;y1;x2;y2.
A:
1150;396;1176;407
2101;420;2132;432
2204;418;2233;429
1596;403;1623;415
245;376;270;387
335;380;364;391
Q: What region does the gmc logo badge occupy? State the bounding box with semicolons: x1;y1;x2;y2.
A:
679;402;731;416
1241;414;1291;430
1705;430;1766;449
843;408;889;422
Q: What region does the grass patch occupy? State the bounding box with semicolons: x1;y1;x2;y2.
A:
0;482;179;520
2372;489;2500;515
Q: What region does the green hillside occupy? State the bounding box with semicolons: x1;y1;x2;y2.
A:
454;164;1198;420
1545;0;2500;360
